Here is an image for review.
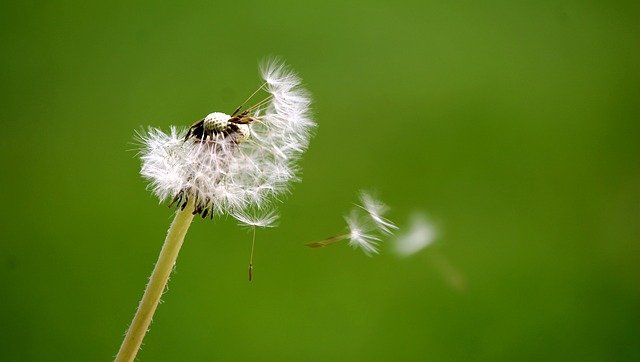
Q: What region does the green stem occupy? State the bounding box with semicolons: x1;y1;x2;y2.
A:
115;200;195;362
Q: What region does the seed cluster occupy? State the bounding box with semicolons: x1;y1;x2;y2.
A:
138;59;315;222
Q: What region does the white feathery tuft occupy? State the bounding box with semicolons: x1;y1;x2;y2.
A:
345;209;381;256
358;191;399;234
233;209;280;228
392;212;437;257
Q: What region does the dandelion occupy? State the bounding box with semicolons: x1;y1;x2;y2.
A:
138;58;313;219
116;59;314;362
306;191;396;256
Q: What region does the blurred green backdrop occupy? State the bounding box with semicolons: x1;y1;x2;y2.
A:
1;1;638;361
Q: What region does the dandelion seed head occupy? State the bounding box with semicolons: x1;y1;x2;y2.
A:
138;59;315;221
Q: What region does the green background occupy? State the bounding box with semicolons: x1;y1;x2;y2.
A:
1;1;638;361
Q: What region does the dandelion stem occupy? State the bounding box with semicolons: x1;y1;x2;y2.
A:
115;199;195;362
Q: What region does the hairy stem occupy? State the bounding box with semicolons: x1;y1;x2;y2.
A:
115;200;195;362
